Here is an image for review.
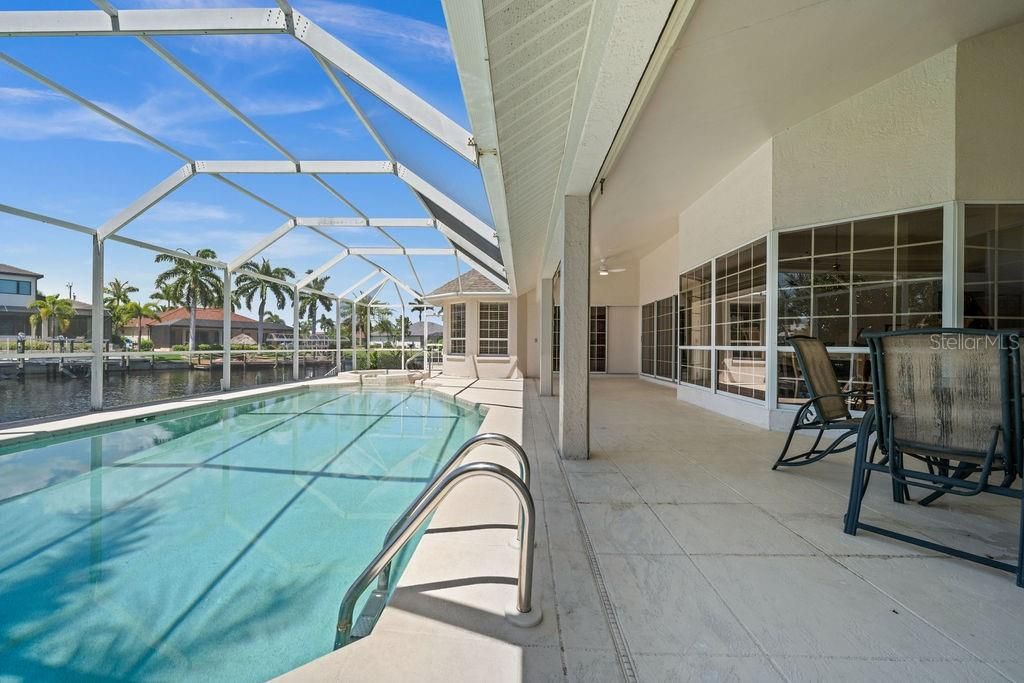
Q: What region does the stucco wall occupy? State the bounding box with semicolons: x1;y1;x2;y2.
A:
439;296;521;379
772;47;957;229
956;22;1024;200
521;288;540;378
591;261;638;307
606;305;639;374
678;141;773;272
637;231;678;304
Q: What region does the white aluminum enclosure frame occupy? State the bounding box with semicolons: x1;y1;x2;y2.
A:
0;3;510;410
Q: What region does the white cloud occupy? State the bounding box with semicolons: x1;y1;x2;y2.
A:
0;85;244;151
298;1;453;63
146;200;240;223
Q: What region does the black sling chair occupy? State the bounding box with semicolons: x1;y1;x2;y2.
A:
844;329;1024;588
772;336;870;470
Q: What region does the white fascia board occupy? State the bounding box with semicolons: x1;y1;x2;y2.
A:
296;216;367;227
292;11;477;166
457;252;510;292
367;218;435;227
435;220;504;275
195;160;298;174
0;9;289;36
297;250;349;289
0;203;96;236
97;163;194;240
396;164;497;245
108;235;227;268
338;270;382;299
441;0;518;294
298;160;393;174
228;218;297;271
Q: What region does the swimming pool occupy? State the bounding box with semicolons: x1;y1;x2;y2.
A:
0;387;484;682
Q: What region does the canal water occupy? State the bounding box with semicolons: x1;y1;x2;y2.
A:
0;366;331;424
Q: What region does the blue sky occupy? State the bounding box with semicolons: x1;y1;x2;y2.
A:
0;0;491;321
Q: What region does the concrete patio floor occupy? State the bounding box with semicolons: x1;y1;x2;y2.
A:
536;376;1024;682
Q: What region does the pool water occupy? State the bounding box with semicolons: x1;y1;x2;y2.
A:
0;388;484;682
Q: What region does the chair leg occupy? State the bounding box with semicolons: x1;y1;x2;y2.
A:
843;420;872;536
919;463;974;507
891;450;907;504
1017;495;1024;589
772;411;804;470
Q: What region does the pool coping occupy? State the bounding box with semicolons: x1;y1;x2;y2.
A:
0;376;497;453
277;375;532;681
0;378;358;450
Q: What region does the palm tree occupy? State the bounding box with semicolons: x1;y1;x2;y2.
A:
264;312;286;325
232;258;295;349
154;248;222;351
122;300;161;347
149;283;180;311
29;294;75;339
299;271;333;336
104;278;139;309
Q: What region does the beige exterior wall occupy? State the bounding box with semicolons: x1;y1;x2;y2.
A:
637;231;678;304
772;47;957;229
956;22;1024;201
521;288;540;378
606;305;639;374
438;296;521;379
678;141;773;272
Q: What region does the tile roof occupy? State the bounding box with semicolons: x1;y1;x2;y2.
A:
0;263;43;278
426;271;506;297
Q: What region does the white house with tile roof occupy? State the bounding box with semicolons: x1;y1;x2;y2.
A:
424;271;521;379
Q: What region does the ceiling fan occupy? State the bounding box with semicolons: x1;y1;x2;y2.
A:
598;258;627;276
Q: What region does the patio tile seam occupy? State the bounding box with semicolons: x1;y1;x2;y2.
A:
608;462;790;682
826;554;1013;679
532;383;637;682
527;402;572;681
702;482;1006;666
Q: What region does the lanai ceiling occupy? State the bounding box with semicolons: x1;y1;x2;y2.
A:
445;0;675;293
590;0;1024;265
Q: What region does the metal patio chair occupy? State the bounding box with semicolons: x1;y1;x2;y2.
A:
844;328;1024;588
772;336;871;470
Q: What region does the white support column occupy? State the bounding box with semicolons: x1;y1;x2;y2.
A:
90;235;104;410
539;277;553;396
559;196;590;459
221;269;231;390
351;300;359;370
335;297;342;373
293;286;301;379
400;297;406;369
943;201;965;327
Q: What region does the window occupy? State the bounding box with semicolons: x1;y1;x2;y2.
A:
552;305;560;372
590;306;607;372
963;204;1024;330
678;262;712;387
479;302;508;356
449;302;465;354
715;238;767;400
655;296;677;380
0;279;31;295
776;207;943;406
640;302;655;375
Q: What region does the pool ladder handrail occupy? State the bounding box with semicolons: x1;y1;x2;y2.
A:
335;436;537;649
376;433;531;592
